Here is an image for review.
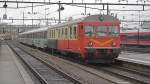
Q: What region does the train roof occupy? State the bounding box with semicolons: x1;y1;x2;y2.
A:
48;14;120;29
120;29;150;35
20;27;48;35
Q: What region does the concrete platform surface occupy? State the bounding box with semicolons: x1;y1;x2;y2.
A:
0;45;34;84
119;51;150;66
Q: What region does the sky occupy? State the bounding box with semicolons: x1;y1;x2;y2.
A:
0;0;150;30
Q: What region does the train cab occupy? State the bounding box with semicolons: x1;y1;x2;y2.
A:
77;15;121;62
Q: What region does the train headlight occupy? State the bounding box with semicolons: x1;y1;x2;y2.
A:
112;42;116;46
88;41;93;47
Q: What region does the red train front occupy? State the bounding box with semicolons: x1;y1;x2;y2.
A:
77;15;121;63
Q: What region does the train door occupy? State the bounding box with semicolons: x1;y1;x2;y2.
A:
78;24;86;58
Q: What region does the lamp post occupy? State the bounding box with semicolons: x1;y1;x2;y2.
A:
58;1;64;23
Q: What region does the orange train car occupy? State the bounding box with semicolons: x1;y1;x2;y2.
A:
47;15;121;63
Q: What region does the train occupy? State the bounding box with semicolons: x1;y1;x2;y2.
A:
18;14;121;63
120;30;150;46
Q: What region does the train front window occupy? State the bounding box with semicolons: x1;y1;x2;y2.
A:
85;26;94;37
96;26;119;36
108;26;119;36
96;26;107;36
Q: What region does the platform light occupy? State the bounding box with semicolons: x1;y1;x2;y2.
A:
3;2;8;20
58;5;64;11
3;14;7;19
60;6;64;10
3;2;7;8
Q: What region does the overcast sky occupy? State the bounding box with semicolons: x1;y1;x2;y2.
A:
0;0;150;29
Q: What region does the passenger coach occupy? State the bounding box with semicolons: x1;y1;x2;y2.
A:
121;31;150;46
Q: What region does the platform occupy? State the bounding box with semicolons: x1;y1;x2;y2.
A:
0;44;34;84
118;51;150;66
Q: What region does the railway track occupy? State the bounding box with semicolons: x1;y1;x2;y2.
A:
9;41;150;84
61;55;150;84
89;64;150;84
8;43;79;84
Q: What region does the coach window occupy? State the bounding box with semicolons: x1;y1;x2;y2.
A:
40;32;41;38
85;26;94;37
140;35;149;41
35;33;37;38
35;33;36;38
31;34;32;38
51;30;53;38
60;29;61;38
37;33;39;38
42;31;45;38
53;30;55;38
41;32;43;38
44;31;47;38
49;30;51;38
65;28;67;38
38;33;39;38
39;32;40;38
29;34;31;38
41;32;44;39
42;32;44;38
57;29;59;38
57;29;60;38
62;28;64;38
39;32;41;38
52;30;53;38
33;33;34;38
53;30;54;38
70;26;72;39
42;32;43;38
58;29;60;38
50;30;52;38
30;34;32;38
54;30;55;38
41;32;42;38
36;32;39;39
40;32;43;38
74;26;76;38
40;32;42;38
